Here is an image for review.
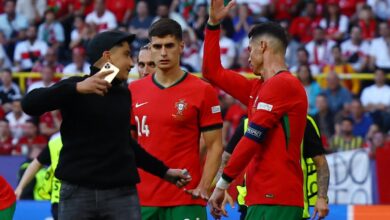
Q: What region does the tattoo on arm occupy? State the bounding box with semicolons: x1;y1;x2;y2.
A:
314;155;330;198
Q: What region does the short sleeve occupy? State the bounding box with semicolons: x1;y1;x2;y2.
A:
199;84;223;131
303;118;326;158
37;146;51;166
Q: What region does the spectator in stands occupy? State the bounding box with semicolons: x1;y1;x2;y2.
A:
17;119;47;159
367;0;390;21
232;3;253;43
361;68;390;112
39;110;61;138
0;68;21;113
70;0;95;17
356;5;377;41
0;37;12;69
341;25;370;72
13;26;48;72
27;65;56;93
0;0;28;59
190;4;208;41
289;1;321;43
323;71;352;113
233;48;251;74
297;64;322;115
289;47;320;75
129;1;154;55
339;0;365;18
269;0;298;21
201;24;236;69
37;9;65;50
31;47;64;74
350;98;374;138
369;21;390;72
0;119;14;155
305;26;336;69
106;0;134;25
16;0;46;24
181;29;201;72
154;1;188;31
329;117;363;152
137;44;155;78
70;17;97;50
63;47;90;76
368;131;386;159
313;94;335;148
322;45;360;95
5;99;30;144
85;0;117;33
320;0;349;41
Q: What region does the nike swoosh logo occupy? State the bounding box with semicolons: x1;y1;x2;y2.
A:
135;102;148;108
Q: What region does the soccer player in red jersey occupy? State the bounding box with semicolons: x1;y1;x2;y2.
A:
129;18;223;220
206;1;308;219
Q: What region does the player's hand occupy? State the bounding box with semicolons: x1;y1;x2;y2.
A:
76;70;113;96
312;197;329;219
221;190;234;216
209;187;226;219
164;168;192;188
15;187;22;200
185;186;209;201
209;0;236;25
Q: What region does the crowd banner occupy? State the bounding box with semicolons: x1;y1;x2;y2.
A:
326;149;372;204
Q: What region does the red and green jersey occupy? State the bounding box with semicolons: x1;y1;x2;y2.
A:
129;72;223;207
203;27;307;207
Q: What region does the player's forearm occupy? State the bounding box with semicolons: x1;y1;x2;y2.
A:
313;155;330;198
222;137;258;182
215;151;231;182
199;141;223;189
16;159;43;192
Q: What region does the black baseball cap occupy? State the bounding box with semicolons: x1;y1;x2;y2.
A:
87;30;135;65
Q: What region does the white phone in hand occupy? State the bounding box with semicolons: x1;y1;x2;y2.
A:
100;62;119;83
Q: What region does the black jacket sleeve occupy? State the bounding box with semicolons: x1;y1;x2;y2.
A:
130;138;169;178
225;118;245;154
303;119;326;158
21;77;82;116
37;146;51;166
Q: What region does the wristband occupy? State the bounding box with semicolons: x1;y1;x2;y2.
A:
216;178;230;190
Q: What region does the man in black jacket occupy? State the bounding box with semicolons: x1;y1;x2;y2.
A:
21;30;191;220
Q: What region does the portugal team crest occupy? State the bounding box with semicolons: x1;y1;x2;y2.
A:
173;99;187;119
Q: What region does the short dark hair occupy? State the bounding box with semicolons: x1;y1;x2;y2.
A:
340;117;354;124
248;22;288;49
148;18;182;41
297;47;309;56
1;68;12;75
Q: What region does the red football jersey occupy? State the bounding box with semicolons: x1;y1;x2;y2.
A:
129;73;223;206
0;176;16;210
203;27;307;207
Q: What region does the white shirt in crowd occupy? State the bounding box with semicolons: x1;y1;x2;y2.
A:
5;112;30;142
369;37;390;69
63;62;90;76
361;84;390;107
16;0;46;23
86;10;117;32
305;40;336;66
341;39;370;71
14;40;48;70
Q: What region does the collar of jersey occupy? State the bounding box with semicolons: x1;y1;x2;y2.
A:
152;71;188;90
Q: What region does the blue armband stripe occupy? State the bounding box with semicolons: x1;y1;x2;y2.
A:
244;122;267;143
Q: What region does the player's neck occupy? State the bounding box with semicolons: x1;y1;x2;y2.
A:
262;56;288;81
155;66;185;87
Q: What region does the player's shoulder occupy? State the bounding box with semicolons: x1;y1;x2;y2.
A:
128;75;152;89
185;72;215;89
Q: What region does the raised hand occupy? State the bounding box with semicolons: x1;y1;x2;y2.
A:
209;0;236;24
76;70;113;96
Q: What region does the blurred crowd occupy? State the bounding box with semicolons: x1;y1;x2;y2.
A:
0;0;389;162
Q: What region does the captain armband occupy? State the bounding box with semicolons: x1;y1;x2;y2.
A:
244;122;267;143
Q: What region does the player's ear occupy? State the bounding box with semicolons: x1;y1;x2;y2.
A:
102;51;111;62
179;40;184;53
260;41;267;54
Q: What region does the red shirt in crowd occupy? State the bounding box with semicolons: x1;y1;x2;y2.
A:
272;0;298;21
106;0;135;23
358;19;377;41
289;16;321;43
0;136;14;155
203;27;307;207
